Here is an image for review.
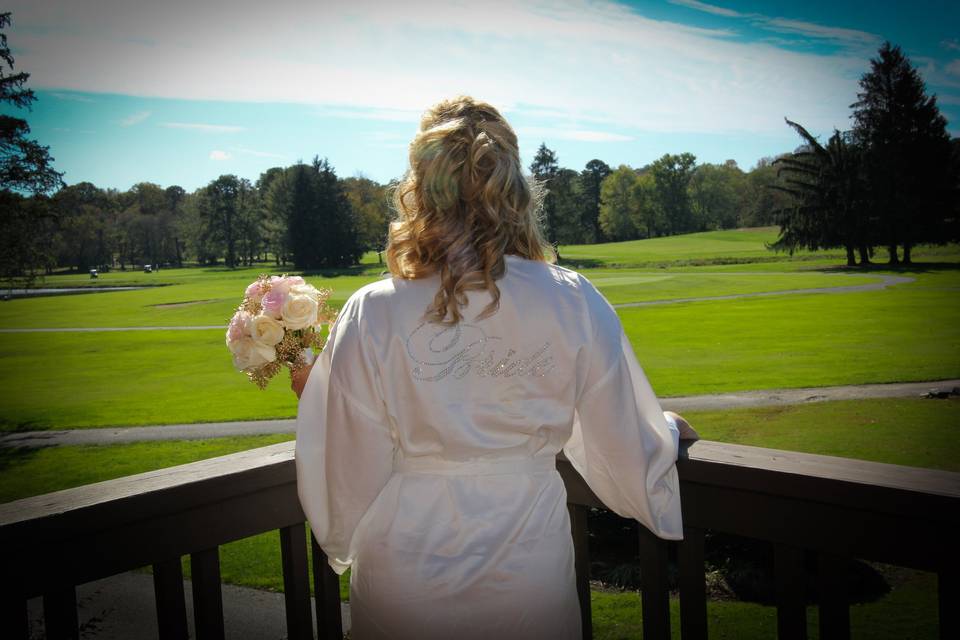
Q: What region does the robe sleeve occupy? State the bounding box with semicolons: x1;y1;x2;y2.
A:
295;292;396;574
563;278;683;541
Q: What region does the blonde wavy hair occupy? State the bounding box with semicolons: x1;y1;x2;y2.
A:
386;96;552;325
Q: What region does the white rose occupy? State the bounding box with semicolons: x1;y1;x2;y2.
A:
229;337;276;370
282;293;318;330
250;314;285;346
289;284;320;300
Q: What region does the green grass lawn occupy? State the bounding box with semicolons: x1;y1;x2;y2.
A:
0;266;383;329
0;330;299;430
1;268;884;330
2;267;956;431
591;567;938;640
625;270;960;396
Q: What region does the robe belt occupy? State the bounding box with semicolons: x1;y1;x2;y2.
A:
393;455;556;476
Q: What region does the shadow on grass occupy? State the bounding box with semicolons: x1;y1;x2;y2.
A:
0;420;51;434
818;261;960;274
587;510;890;606
0;445;42;473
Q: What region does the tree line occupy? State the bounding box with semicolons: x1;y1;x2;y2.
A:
527;145;795;247
4;146;798;279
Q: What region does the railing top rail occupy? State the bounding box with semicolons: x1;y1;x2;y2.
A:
2;439;958;545
678;440;960;523
0;441;297;542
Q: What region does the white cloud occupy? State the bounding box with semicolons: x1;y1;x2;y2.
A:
120;110;151;127
162;122;246;133
945;60;960;78
668;0;746;19
942;39;960;52
209;150;231;161
6;0;888;137
518;127;634;142
49;91;95;102
762;18;879;46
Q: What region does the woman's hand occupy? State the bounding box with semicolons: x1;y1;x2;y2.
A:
290;362;315;400
665;410;700;441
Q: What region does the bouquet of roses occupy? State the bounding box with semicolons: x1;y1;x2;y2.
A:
226;274;333;389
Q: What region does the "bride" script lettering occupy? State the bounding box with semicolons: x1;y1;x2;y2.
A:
405;322;555;382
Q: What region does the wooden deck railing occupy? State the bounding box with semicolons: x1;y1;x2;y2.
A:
1;439;958;639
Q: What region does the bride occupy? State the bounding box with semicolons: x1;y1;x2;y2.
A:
292;96;697;639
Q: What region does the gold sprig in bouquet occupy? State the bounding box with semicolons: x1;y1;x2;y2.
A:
226;274;333;389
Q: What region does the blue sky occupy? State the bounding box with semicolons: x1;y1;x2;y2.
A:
4;0;959;192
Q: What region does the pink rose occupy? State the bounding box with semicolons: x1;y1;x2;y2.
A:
269;275;304;296
226;310;252;343
261;289;286;319
244;280;265;302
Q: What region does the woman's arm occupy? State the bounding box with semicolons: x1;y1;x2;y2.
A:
291;361;315;399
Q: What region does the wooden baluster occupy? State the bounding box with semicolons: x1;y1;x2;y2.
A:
678;526;708;640
0;597;28;640
280;523;313;640
153;557;189;640
638;526;671;640
568;503;593;640
190;548;225;640
939;554;959;640
816;552;849;640
774;543;807;640
311;531;343;640
42;587;78;640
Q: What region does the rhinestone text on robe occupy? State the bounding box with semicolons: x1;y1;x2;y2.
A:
405;322;555;381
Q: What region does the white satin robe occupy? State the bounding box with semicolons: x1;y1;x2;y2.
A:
295;254;682;640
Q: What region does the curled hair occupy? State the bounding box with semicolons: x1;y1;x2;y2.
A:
386;96;552;324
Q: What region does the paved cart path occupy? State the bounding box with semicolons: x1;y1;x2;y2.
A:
25;570;351;640
3;379;956;449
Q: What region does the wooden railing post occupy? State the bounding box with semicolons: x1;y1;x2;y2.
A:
939;553;959;640
678;526;708;640
638;526;671;640
190;548;225;640
42;587;79;640
0;596;28;640
280;523;313;640
568;503;593;640
816;552;849;640
774;543;807;640
311;531;343;640
153;557;189;640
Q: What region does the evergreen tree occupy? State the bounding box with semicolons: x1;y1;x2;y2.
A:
550;168;586;245
580;159;611;243
851;42;954;264
0;13;63;194
529;143;560;242
771;120;871;266
278;158;362;269
0;12;64;286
